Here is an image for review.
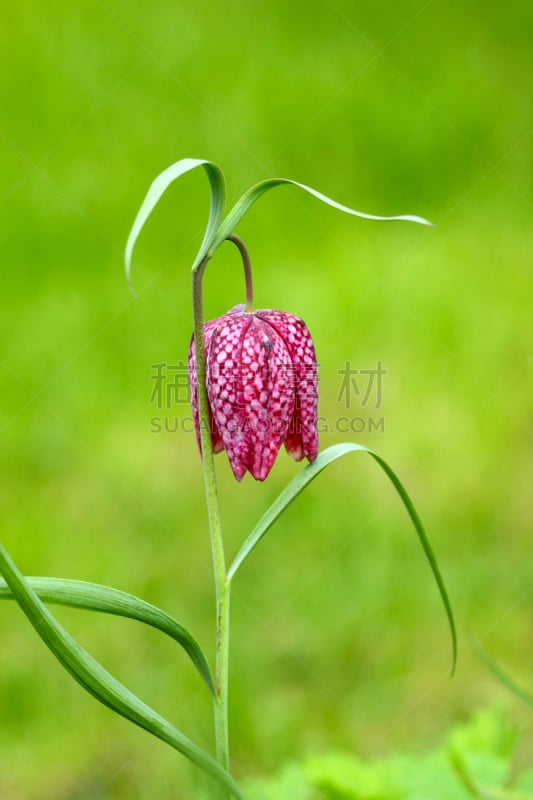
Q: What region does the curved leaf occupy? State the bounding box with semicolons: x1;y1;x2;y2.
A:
209;177;432;253
0;545;243;799
227;443;456;674
0;576;214;697
124;158;226;291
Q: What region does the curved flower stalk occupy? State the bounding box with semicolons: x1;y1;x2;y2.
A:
0;157;454;800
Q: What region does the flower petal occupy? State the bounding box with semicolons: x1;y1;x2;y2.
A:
188;306;246;456
207;313;252;480
207;314;294;481
188;317;224;454
241;317;294;480
257;310;318;462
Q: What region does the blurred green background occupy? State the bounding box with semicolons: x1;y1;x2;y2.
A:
1;0;531;797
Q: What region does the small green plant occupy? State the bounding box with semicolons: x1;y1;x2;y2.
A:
0;158;456;797
241;706;533;799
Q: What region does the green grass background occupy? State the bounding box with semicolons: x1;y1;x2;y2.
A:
1;1;531;797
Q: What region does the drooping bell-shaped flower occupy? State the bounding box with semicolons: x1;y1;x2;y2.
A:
188;305;318;481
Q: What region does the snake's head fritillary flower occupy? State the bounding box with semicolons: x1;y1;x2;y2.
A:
188;305;318;481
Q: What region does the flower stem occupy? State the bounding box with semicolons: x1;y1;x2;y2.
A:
226;234;253;312
192;260;231;783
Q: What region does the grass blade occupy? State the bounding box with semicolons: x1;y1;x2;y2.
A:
210;177;432;252
124;157;226;291
0;576;214;696
470;634;533;709
228;443;456;674
0;544;244;799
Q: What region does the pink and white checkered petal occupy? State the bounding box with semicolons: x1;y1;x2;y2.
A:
187;336;201;451
210;408;225;453
257;309;319;463
188;317;224;454
295;361;319;461
241;317;294;481
283;425;304;462
283;366;318;462
256;309;316;370
207;312;252;481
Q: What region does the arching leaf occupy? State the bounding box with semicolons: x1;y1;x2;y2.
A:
228;443;456;674
209;176;432;253
0;575;214;696
0;544;243;799
124;158;226;291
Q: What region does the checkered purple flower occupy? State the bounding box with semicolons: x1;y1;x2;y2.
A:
188;305;318;481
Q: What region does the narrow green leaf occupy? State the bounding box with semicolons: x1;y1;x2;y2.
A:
209;177;432;253
470;634;533;710
228;443;456;674
124;158;226;291
0;576;214;697
0;545;244;799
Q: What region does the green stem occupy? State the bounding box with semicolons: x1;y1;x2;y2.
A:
192;260;231;780
226;233;254;312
